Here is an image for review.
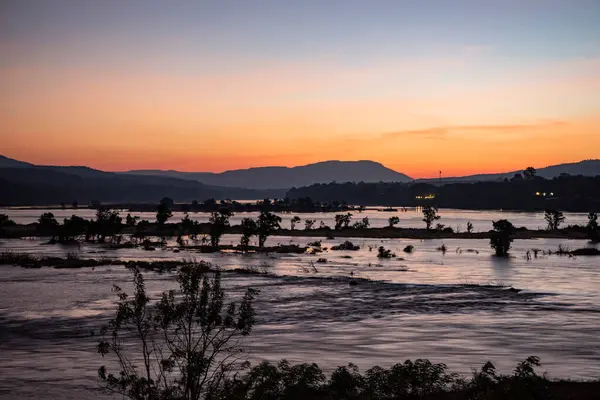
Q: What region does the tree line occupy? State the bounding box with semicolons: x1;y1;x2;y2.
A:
286;170;600;212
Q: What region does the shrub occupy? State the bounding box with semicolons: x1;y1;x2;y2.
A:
331;241;360;251
377;246;395;258
98;263;258;400
490;220;515;257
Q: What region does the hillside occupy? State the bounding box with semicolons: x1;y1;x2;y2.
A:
0;166;282;205
0;155;32;168
127;160;413;189
422;160;600;183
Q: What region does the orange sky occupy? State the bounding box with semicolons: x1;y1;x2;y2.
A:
1;2;600;178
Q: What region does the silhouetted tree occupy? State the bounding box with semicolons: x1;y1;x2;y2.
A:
353;217;370;229
257;211;282;248
304;219;316;230
290;216;301;230
156;203;173;226
180;213;195;235
422;206;440;230
60;215;88;242
0;214;15;227
510;173;523;182
37;212;59;236
126;213;140;227
240;218;258;249
334;213;352;230
524;167;537;180
209;209;233;247
587;212;599;242
97;263;257;400
91;207;123;242
544;209;565;231
490;219;515;257
0;214;16;237
388;216;400;228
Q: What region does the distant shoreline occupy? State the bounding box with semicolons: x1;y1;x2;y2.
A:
0;224;593;241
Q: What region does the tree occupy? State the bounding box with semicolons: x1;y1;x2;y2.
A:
523;167;537;180
180;213;194;234
353;217;370;229
209;209;233;247
587;212;598;242
388;216;400;228
126;213;140;227
334;213;352;230
490;219;515;257
240;218;258;249
38;212;59;235
60;215;89;242
0;214;15;227
290;216;301;230
422;206;440;230
304;219;316;230
97;262;257;400
257;211;282;248
91;207;123;242
510;173;523;182
466;221;474;233
544;209;565;231
156;203;173;226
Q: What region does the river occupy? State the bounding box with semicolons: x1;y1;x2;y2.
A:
0;210;599;399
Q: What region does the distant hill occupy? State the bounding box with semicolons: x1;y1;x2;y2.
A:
0;162;283;205
126;160;413;189
421;159;600;183
0;155;32;168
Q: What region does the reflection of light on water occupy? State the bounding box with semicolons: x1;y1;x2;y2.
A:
0;233;599;397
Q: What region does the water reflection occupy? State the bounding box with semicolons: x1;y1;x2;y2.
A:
0;233;599;399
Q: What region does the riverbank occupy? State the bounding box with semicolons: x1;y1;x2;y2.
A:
0;223;593;240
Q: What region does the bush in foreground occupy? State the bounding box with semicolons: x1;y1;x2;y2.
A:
97;267;593;400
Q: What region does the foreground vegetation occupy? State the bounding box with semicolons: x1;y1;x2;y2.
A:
94;263;600;400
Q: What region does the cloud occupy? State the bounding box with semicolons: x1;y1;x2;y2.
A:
383;121;568;140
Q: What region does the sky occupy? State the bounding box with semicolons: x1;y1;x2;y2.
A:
1;0;599;178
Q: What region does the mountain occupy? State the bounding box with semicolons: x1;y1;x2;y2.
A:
126;160;413;189
0;155;32;168
420;159;600;183
0;164;283;206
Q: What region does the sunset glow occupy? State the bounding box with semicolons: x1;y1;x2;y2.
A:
1;1;599;178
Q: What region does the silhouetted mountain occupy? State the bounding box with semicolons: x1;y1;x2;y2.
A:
127;160;413;189
421;160;600;183
0;166;283;206
0;155;32;168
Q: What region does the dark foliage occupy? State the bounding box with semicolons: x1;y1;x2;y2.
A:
286;175;600;212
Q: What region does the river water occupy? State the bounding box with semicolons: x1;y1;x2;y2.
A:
0;210;599;399
1;207;592;231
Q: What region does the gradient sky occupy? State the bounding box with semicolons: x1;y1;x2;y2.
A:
1;0;599;178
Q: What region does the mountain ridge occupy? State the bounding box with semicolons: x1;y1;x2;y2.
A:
124;160;413;189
